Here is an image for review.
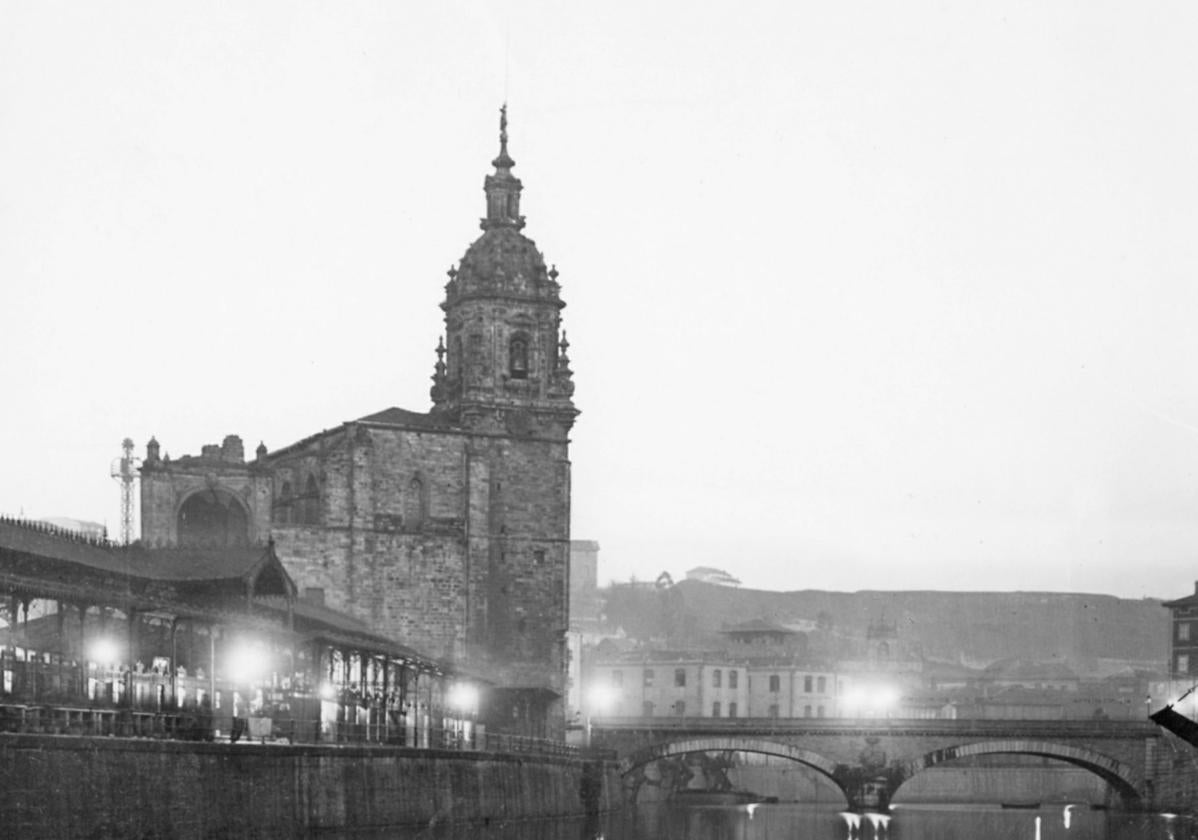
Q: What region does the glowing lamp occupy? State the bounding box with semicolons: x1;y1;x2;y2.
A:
89;638;120;666
448;682;479;713
226;642;268;684
319;682;336;701
586;682;618;715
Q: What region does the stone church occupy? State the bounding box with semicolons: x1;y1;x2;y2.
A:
138;109;578;736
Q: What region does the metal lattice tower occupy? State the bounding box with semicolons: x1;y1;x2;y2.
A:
110;438;139;545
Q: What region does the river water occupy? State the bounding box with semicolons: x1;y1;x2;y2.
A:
378;803;1198;840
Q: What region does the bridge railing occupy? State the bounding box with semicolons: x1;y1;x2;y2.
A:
589;716;1161;736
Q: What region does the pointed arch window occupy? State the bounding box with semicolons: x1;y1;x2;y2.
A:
509;335;529;379
298;474;321;525
276;481;293;525
404;475;426;530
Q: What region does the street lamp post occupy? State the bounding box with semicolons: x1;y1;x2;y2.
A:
585;683;616;748
447;682;479;749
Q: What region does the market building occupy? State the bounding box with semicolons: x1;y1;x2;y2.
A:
0;516;480;745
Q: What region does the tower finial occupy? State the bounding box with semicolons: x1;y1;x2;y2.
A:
492;103;515;171
482;104;523;229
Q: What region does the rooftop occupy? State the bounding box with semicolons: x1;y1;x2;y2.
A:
721;618;797;636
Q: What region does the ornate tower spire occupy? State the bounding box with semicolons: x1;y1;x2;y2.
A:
435;108;577;438
481;104;525;231
495;103;514;169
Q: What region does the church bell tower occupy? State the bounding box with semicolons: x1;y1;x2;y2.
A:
430;106;577;440
425;108;578;734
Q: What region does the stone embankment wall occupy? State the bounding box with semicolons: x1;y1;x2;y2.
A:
894;767;1112;806
0;734;621;839
1146;729;1198;813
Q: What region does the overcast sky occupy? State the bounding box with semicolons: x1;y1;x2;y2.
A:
3;2;1198;599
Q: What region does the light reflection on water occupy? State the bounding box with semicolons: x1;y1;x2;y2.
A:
366;803;1198;840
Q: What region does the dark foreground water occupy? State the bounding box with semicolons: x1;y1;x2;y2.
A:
370;803;1198;840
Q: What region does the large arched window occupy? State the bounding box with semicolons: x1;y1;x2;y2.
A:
509;335;529;379
178;489;250;548
404;476;425;530
299;474;320;525
276;481;293;525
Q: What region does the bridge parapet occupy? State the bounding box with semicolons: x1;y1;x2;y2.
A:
593;716;1161;738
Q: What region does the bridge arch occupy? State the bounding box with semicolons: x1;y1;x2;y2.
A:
906;739;1143;806
621;737;846;803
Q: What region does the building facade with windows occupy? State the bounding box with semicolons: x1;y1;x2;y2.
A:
593;653;749;719
746;663;839;719
593;652;851;719
1162;583;1198;679
138;110;578;737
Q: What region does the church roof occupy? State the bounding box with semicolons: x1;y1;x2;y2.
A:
264;407;452;460
722;618;797;635
356;406;452;430
1162;591;1198;609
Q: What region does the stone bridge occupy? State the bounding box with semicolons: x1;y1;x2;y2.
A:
591;717;1166;812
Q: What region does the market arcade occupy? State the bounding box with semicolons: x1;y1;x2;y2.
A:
0;516;483;747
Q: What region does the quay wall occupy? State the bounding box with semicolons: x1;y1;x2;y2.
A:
1147;729;1198;813
0;734;621;839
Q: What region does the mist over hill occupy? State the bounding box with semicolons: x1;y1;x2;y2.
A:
600;580;1170;673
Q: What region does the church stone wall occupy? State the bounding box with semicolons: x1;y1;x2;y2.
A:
268;424;472;661
476;436;571;682
268;425;571;688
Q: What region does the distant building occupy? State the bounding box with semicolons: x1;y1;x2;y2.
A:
1162;583;1198;679
979;659;1079;693
721;618;802;649
592;649;919;720
591;651;749;719
1151;583;1198;720
569;541;602;630
685;567;741;587
590;644;1144;722
566;540;602;728
866;618;899;662
745;661;839;718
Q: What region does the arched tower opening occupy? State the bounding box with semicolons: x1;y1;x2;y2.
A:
177;489;249;548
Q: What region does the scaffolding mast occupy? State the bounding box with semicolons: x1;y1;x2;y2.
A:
110;438;139;545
